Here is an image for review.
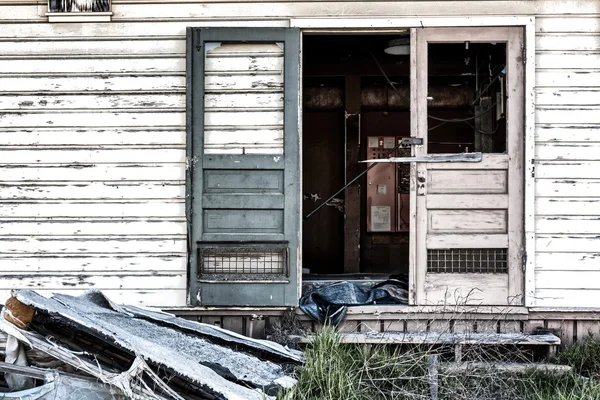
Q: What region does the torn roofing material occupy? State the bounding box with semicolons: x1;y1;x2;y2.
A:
9;290;301;400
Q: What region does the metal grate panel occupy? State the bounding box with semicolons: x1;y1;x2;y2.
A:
199;242;288;279
427;248;508;274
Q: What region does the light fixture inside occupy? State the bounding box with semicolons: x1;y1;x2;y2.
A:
384;38;410;55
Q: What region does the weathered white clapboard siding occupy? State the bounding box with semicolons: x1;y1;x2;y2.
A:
535;11;600;307
0;0;599;308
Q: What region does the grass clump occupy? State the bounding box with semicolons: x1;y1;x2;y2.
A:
282;329;600;400
556;335;600;378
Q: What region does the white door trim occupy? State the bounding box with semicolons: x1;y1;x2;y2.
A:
292;16;536;307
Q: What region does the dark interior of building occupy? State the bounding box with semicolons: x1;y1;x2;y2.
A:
301;33;507;280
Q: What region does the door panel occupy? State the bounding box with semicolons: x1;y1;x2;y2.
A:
413;27;524;306
187;27;300;306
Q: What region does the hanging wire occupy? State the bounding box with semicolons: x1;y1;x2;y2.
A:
369;51;501;124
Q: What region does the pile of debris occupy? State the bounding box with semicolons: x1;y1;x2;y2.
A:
0;290;302;399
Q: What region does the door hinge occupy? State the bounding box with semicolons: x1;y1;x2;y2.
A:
521;43;526;65
522;251;527;271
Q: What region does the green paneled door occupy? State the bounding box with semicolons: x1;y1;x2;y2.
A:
186;28;301;306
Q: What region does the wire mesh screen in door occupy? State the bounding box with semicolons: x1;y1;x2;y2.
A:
199;242;288;279
427;248;508;274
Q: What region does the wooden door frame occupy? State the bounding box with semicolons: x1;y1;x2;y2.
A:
292;17;535;307
411;26;525;306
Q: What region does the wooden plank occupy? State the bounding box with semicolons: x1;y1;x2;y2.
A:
522;319;545;334
536;216;600;234
358;320;381;334
427;170;507;194
428;210;507;234
536;53;600;70
205;92;283;109
536;143;600;161
0;255;186;272
535;87;600;106
535;125;600;142
0;21;288;38
0;129;185;146
536;198;600;216
536;34;600;51
0;76;185;93
0;94;184;110
0;201;184;217
423;273;509;306
0;149;184;164
547;320;574;345
536;70;600;88
0;289;187;308
536;108;600;125
536;253;600;271
382;320;406;333
536;179;600;197
222;316;245;335
0;164;185;182
536;235;600;252
205;74;283;91
0;271;186;290
537;161;600;179
536;271;600;290
0;58;184;75
0;182;184;200
103;1;600;20
0;218;186;235
535;289;600;308
204;110;283;126
203;193;284;209
0;111;185;128
0;39;185;56
537;16;600;33
0;236;186;254
427;194;508;209
499;320;522;333
576;320;600;341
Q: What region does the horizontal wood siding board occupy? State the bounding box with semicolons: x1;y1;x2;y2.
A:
0;76;185;93
0;149;184;164
0;129;185;146
536;216;600;234
536;271;600;290
0;255;186;272
536;162;600;179
0;219;186;235
0;165;185;181
535;252;600;271
536;180;600;197
537;235;600;252
536;143;600;161
536;198;600;216
0;94;184;110
0;289;187;307
0;111;185;128
0;236;186;254
534;290;600;308
0;202;184;217
536;125;600;142
0;182;184;200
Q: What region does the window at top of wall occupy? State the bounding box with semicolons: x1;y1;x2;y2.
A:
47;0;112;22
